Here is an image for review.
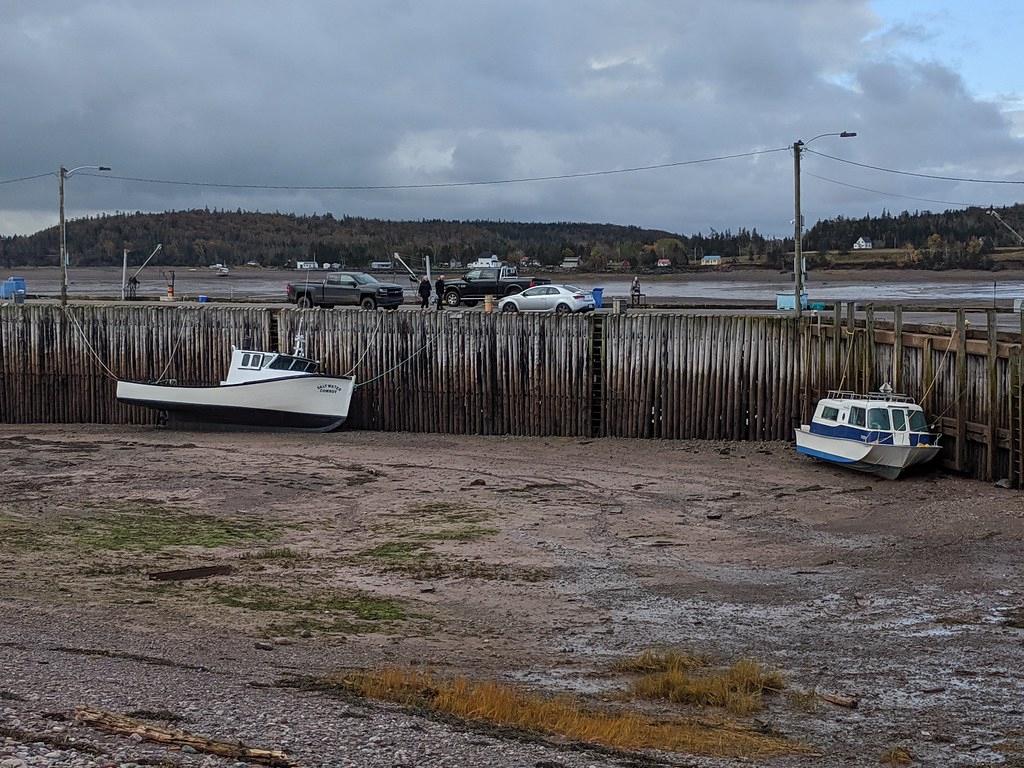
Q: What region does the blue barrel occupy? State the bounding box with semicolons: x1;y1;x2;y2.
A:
591;287;604;308
197;295;209;303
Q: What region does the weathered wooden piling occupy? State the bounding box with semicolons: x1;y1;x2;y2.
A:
1;303;1022;485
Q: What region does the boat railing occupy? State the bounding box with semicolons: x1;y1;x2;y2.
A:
825;389;915;403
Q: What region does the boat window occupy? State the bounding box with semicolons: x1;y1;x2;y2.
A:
908;410;929;431
268;356;294;370
867;408;891;431
820;405;839;421
248;354;263;368
849;406;866;427
241;353;251;367
891;409;907;431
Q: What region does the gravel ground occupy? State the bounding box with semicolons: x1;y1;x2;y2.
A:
1;425;1023;767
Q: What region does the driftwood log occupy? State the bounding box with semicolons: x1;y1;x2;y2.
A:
74;707;294;766
819;692;859;709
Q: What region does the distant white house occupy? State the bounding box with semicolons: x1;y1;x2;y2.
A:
468;254;502;268
701;254;722;266
656;258;672;268
853;237;873;250
295;261;319;270
560;256;580;270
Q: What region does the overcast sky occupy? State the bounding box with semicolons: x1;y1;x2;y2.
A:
2;0;1022;237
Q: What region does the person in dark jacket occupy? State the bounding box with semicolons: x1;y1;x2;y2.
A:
434;275;445;310
417;276;432;308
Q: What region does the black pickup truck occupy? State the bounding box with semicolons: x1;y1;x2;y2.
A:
442;267;549;307
286;271;406;310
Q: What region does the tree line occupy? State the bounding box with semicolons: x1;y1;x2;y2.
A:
1;203;1021;270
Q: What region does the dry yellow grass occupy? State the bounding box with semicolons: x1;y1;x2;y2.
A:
332;667;803;759
880;745;915;765
612;648;710;674
628;658;785;716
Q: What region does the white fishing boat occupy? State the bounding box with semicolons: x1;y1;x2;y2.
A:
116;337;354;431
794;386;942;479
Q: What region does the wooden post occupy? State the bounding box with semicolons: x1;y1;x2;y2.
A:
955;309;968;473
985;309;998;481
893;305;903;392
922;335;934;416
846;302;857;390
864;304;875;392
832;302;842;389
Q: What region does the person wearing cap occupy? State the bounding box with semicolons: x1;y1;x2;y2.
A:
434;275;446;310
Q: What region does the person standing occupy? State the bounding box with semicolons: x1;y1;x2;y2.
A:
631;275;641;305
434;274;446;310
418;275;432;308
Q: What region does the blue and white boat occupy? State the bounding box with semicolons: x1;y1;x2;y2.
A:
795;386;942;479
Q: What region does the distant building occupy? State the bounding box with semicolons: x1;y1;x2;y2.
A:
656;258;672;268
853;237;873;250
295;261;319;270
560;256;580;270
701;254;722;266
468;254;501;268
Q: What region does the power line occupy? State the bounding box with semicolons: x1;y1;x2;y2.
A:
803;170;978;208
0;171;55;185
805;149;1024;185
73;146;790;190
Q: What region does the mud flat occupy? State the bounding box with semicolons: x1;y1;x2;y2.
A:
1;425;1022;767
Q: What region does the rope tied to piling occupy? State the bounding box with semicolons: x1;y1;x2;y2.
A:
61;305;120;380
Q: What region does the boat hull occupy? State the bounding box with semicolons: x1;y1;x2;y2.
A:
795;426;941;480
116;375;354;432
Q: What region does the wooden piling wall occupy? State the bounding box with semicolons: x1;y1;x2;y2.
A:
1;303;1021;485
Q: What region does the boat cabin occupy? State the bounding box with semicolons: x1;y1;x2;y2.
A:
809;390;937;447
222;349;320;385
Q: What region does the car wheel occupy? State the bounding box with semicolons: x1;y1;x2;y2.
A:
444;291;461;307
501;302;518;313
360;297;377;310
504;285;522;296
555;302;571;315
297;295;313;309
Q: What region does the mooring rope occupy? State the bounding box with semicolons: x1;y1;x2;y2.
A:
154;312;190;383
355;329;436;389
344;311;386;376
61;305;120;380
920;327;959;404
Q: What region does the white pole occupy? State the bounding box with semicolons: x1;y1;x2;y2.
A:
121;248;128;301
426;254;432;283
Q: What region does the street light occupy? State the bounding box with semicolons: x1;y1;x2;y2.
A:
59;164;111;306
792;131;856;317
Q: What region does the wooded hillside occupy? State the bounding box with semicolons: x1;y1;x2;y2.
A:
1;202;1022;270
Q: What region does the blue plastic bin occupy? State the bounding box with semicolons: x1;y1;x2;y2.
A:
591;287;604;308
1;276;26;299
197;295;209;303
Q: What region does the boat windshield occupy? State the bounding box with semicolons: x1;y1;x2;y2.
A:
908;410;929;432
268;356;319;373
867;408;891;431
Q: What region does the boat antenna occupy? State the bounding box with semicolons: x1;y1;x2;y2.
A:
293;266;312;358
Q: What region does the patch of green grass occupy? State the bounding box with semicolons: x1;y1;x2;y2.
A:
375;502;497;543
207;584;405;621
359;541;432;562
68;504;275;551
239;547;305;560
2;502;277;554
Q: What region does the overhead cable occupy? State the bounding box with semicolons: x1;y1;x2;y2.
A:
72;147;791;190
803;171;977;208
805;149;1024;185
0;172;55;185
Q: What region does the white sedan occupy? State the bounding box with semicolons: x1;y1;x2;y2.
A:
498;284;595;314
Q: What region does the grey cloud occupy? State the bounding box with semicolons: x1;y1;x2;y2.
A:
1;0;1022;238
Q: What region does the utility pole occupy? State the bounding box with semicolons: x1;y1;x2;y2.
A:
792;142;803;318
59;166;67;306
58;164;111;306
